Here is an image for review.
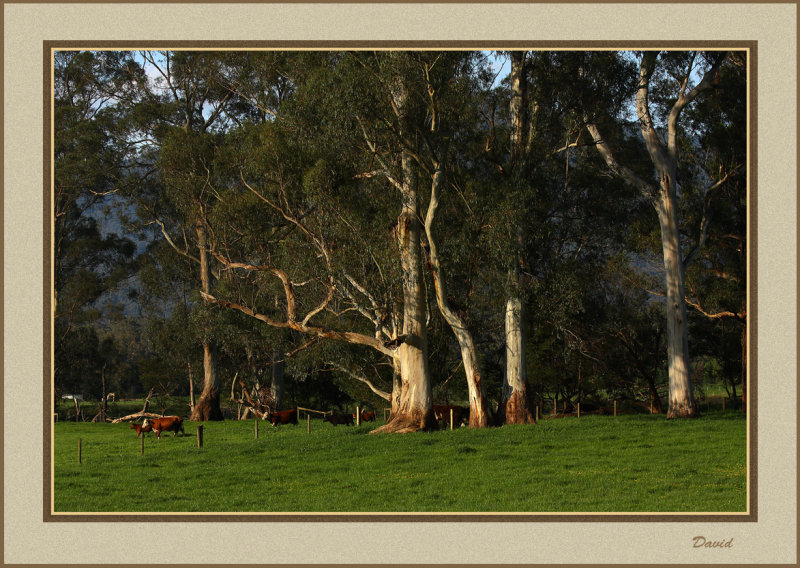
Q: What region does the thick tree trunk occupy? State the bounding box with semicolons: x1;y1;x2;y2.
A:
503;296;535;424
500;52;535;425
191;218;224;421
373;82;434;433
655;186;698;418
192;342;223;420
271;345;285;410
424;168;490;428
389;358;402;420
645;371;664;414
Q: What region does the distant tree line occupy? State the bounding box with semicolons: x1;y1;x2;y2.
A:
53;50;747;430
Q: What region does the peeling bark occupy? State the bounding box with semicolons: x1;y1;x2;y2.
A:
500;52;535;425
191;218;223;421
373;74;434;433
502;296;535;424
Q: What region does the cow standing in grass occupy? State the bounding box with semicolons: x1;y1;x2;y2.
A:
353;411;376;422
267;409;298;426
142;416;185;439
433;405;469;428
129;422;152;438
324;412;354;426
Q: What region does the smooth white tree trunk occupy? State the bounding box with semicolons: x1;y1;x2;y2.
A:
655;184;697;417
501;52;535;424
374;76;435;432
503;295;534;423
585;52;724;418
424;169;490;428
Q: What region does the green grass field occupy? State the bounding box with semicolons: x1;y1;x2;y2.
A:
52;411;747;513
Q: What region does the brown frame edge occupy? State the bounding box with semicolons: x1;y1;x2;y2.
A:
43;39;758;524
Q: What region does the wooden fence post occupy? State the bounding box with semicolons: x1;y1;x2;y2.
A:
307;414;310;434
297;408;301;422
450;408;454;431
613;400;617;417
255;418;259;440
577;403;581;418
535;404;539;422
197;425;204;448
78;438;82;464
722;397;726;412
356;406;360;426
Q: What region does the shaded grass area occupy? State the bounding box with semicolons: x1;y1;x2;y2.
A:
53;412;746;513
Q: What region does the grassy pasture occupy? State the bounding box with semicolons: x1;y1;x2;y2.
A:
53;412;746;513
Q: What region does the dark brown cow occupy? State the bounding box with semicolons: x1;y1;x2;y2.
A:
267;409;298;426
324;412;354;426
352;410;376;422
129;422;152;438
433;405;469;428
142;416;184;439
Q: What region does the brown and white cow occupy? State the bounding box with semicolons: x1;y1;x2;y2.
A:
129;421;152;438
142;416;185;439
267;409;298;426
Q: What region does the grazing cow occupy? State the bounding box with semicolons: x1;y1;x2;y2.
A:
267;409;298;427
433;405;469;428
356;411;376;422
324;412;354;426
129;422;152;438
142;416;184;439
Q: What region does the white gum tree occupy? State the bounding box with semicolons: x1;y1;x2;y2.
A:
585;51;728;418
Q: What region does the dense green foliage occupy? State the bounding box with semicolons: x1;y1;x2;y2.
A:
52;50;747;421
54;412;746;512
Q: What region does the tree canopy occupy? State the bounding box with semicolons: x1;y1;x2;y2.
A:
52;49;748;429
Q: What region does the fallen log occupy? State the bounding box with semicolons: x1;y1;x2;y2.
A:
111;412;164;424
110;389;160;423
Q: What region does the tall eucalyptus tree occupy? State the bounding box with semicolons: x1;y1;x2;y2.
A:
584;50;740;418
127;51;236;420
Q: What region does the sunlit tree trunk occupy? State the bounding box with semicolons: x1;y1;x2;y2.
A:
586;52;725;418
373;77;435;433
424;168;491;428
502;51;535;424
654;182;697;417
190;218;223;421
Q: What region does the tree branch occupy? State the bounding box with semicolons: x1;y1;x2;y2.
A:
200;291;399;358
150;219;201;265
683;163;744;270
584;121;658;201
211;252;296;322
324;362;391;401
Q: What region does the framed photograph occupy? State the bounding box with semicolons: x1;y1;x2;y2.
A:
5;2;796;565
